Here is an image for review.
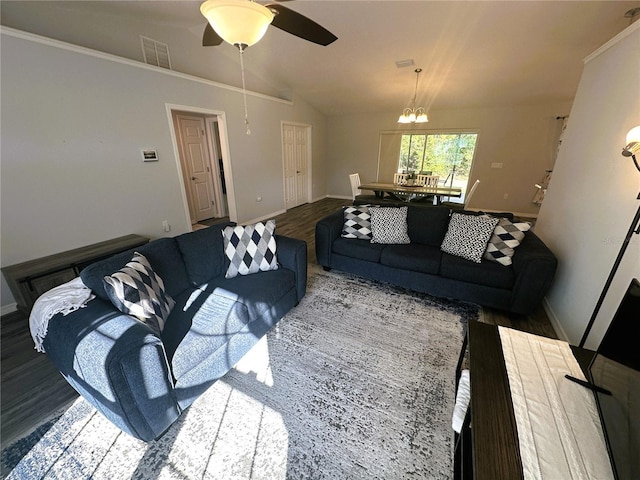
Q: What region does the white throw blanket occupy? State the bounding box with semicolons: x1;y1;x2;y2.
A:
498;326;614;480
29;277;95;353
452;368;470;433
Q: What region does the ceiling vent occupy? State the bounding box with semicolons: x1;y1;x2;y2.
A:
395;59;415;69
140;36;172;70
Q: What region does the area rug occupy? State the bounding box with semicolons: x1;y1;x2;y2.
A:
2;266;478;480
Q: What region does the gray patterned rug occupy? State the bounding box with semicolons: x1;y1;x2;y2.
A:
2;266;478;480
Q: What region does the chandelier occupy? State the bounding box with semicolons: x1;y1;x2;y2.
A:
398;68;428;124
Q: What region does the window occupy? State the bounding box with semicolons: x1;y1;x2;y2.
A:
397;133;478;189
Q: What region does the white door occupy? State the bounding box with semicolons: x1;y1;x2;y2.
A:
283;123;310;209
177;115;217;222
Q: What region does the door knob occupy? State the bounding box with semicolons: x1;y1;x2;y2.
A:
191;176;197;180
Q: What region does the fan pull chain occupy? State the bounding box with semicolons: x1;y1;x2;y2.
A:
238;46;251;136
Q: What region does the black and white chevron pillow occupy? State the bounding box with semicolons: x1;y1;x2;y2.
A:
484;217;532;266
342;205;373;239
223;220;278;278
441;213;499;263
103;252;175;334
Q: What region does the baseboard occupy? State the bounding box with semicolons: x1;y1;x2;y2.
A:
1;303;18;316
326;194;353;200
543;296;568;341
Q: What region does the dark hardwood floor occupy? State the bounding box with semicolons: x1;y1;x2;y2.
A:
0;197;556;449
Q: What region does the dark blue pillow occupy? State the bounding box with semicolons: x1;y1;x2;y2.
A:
175;223;234;286
81;238;190;300
407;206;451;246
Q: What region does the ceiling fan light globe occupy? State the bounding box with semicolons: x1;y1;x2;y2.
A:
201;0;274;48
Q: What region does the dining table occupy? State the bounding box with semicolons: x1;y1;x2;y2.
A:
359;182;462;205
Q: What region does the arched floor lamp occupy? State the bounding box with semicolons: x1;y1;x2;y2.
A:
579;126;640;347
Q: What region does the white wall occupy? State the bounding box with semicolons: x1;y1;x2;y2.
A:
535;23;640;348
0;29;328;309
326;103;572;216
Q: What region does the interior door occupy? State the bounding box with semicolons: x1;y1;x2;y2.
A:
283;123;310;209
177;115;217;222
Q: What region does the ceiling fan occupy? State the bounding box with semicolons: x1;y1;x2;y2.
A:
200;0;338;49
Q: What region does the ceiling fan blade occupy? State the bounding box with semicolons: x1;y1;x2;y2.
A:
202;23;223;47
266;3;337;46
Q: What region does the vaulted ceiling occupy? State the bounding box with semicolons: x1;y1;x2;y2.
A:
2;1;638;116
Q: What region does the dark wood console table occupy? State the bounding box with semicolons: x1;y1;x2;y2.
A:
2;234;149;312
454;321;593;480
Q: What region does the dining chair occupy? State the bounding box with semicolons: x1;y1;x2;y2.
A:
394;173;411;185
416;174;439;187
411;174;440;204
349;173;380;205
442;179;480;210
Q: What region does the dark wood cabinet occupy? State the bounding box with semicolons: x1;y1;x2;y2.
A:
2;234;149;312
454;321;593;480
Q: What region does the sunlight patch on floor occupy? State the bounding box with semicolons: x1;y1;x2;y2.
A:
234;335;275;387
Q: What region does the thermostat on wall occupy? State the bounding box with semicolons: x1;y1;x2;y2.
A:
142;149;158;162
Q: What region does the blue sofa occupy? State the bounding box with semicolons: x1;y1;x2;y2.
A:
43;223;307;442
315;205;556;315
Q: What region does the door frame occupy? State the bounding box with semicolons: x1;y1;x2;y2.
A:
204;116;226;218
281;121;312;209
166;104;237;227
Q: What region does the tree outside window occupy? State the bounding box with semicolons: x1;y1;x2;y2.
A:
398;133;478;190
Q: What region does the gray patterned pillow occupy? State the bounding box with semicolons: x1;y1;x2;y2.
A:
441;213;499;263
370;206;410;244
484;217;532;266
223;220;278;278
342;205;372;239
103;252;175;334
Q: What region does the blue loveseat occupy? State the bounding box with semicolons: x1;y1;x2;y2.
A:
315;205;556;315
43;223;307;442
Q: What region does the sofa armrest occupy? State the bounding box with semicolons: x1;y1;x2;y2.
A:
275;235;308;301
509;231;558;315
315;209;344;267
43;298;180;441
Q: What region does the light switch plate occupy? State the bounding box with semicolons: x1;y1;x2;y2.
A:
142;149;158;162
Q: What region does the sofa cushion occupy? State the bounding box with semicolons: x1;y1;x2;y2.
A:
441;213;499;263
223;221;278;278
166;288;251;381
484;218;532;266
380;244;442;274
333;237;387;263
162;268;296;377
81;238;190;301
406;206;451;246
370;206;410;244
440;253;515;289
103;252;175;334
175;222;234;286
341;205;372;240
